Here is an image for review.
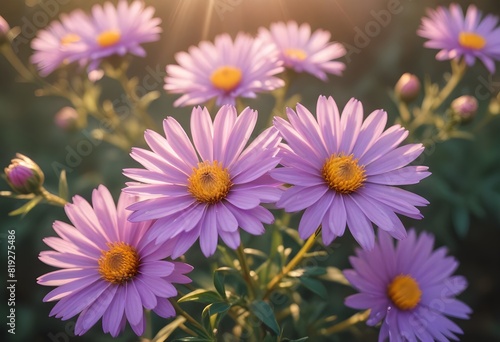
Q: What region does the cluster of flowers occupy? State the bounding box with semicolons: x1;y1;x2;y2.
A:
5;0;499;340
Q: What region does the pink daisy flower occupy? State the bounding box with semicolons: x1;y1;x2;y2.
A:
345;229;471;341
71;0;162;71
271;95;430;250
258;21;346;80
30;11;87;76
418;4;500;73
123;106;282;257
38;186;192;337
164;33;285;107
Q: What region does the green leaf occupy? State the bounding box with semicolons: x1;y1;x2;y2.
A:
282;338;308;342
213;271;226;299
58;169;69;201
175;338;215;342
178;289;221;304
151;316;186;342
299;277;328;299
201;305;212;333
208;302;231;316
9;195;43;216
250;300;280;335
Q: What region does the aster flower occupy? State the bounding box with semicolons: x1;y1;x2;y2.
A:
38;186;193;337
71;0;162;71
30;11;87;76
418;4;500;73
271;95;430;250
164;33;284;107
344;229;471;341
258;21;346;81
123;106;282;257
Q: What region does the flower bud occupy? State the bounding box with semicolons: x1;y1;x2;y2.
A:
395;73;421;103
55;107;79;131
451;95;478;122
4;154;45;194
0;16;10;45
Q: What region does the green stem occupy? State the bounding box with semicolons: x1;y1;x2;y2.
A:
1;44;36;82
236;244;256;299
430;59;467;111
38;187;67;207
170;299;205;333
263;227;320;299
142;310;152;340
319;309;370;336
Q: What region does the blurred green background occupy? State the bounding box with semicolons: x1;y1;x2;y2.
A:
1;0;500;341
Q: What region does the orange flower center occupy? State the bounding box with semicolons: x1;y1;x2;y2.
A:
98;242;140;284
387;274;422;310
284;48;307;61
60;34;81;46
96;30;121;48
458;32;486;50
210;66;243;92
322;154;366;194
188;161;232;203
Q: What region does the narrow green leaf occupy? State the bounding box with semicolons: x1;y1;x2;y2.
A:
58;169;69;201
282;337;308;342
213;271;226;299
178;289;221;304
151;316;186;342
299;277;328;299
250;300;280;335
175;338;215;342
9;195;43;216
208;302;231;316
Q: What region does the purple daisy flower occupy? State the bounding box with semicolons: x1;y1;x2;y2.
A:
258;21;346;81
271;95;430;250
71;0;162;71
344;229;471;341
164;33;285;107
123;105;282;257
30;11;87;76
38;185;192;337
418;4;500;73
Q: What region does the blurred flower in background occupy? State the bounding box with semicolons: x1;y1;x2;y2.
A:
30;11;87;76
71;0;162;72
418;4;500;73
165;33;284;106
258;21;346;80
54;106;79;131
38;186;193;337
0;15;10;44
344;230;471;341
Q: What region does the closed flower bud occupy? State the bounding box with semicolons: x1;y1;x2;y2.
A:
55;107;79;131
395;73;421;103
0;16;9;45
451;95;478;122
4;154;45;194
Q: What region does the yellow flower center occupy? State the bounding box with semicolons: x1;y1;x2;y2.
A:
210;66;243;92
98;242;140;285
459;32;486;50
188;161;232;204
96;30;121;48
284;48;307;61
60;34;81;46
322;154;366;194
387;274;422;311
